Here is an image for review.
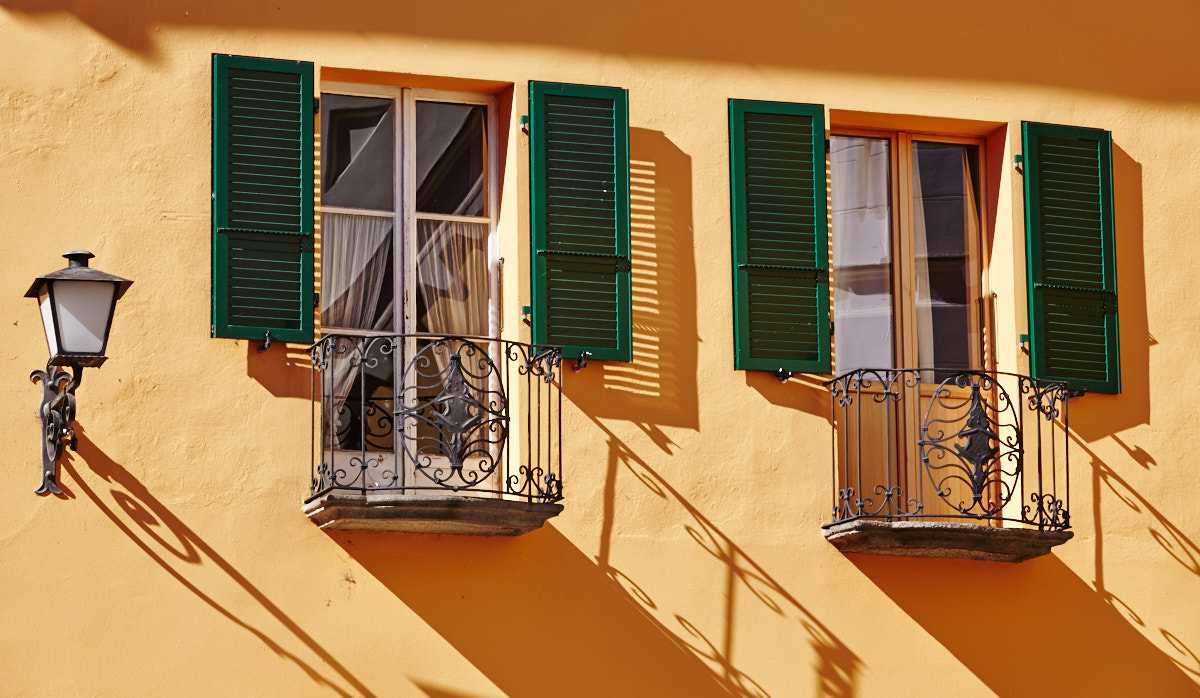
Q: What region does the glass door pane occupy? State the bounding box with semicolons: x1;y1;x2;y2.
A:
321;94;395;211
414;218;489;337
414;101;487;216
910;141;980;375
831;135;895;374
404;97;499;496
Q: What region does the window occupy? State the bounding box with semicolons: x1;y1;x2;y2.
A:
830;131;985;377
730;102;1092;558
729;101;1118;393
212;63;635;362
317;84;499;467
319;84;497;339
212;57;599;531
728;99;986;377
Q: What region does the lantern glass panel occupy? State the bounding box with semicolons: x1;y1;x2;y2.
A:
53;280;115;354
38;288;60;356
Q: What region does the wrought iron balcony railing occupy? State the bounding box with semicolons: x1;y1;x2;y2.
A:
824;368;1071;533
308;333;563;505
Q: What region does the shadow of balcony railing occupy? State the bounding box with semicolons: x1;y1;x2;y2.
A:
823;368;1073;535
307;333;563;506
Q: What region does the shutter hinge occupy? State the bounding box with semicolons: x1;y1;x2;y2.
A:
825;138;831;152
520;115;530;135
614;258;632;273
830;320;835;336
1013;153;1024;174
313;97;320;115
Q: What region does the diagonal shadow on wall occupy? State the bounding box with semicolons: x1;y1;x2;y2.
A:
328;525;737;698
591;418;860;698
1077;432;1200;682
1067;144;1149;441
850;551;1200;695
62;431;376;697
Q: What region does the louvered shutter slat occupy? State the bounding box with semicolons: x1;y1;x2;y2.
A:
530;82;631;361
730;100;830;373
212;54;314;343
1023;122;1119;393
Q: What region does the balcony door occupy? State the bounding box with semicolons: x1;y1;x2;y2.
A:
830;131;994;521
319;84;501;496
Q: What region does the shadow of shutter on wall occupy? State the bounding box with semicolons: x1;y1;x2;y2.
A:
730;100;830;373
1023;122;1119;394
529;82;631;361
212;54;314;343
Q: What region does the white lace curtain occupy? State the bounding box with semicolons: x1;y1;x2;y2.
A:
415;218;488;337
321;211;394;439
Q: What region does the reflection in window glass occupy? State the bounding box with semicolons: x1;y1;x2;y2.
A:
831;136;895;373
321;94;395;211
911;142;979;374
415;102;486;216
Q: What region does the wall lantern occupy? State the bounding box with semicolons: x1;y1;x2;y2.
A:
26;250;132;495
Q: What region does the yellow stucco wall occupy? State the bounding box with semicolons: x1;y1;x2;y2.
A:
2;2;1199;696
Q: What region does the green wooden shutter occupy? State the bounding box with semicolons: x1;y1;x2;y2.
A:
212;54;314;343
730;100;829;373
1023;122;1119;393
529;81;631;361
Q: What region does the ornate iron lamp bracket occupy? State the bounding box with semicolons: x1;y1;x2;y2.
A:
30;363;81;495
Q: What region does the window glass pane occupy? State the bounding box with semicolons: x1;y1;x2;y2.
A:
320;211;395;331
321;94;395;210
327;336;395;452
831;136;894;373
414;218;489;336
415;102;486;216
911;142;979;374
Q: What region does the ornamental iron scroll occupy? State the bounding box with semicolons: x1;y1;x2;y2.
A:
918;372;1020;520
824;368;1071;531
30;363;80;495
309;334;563;504
397;339;508;491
